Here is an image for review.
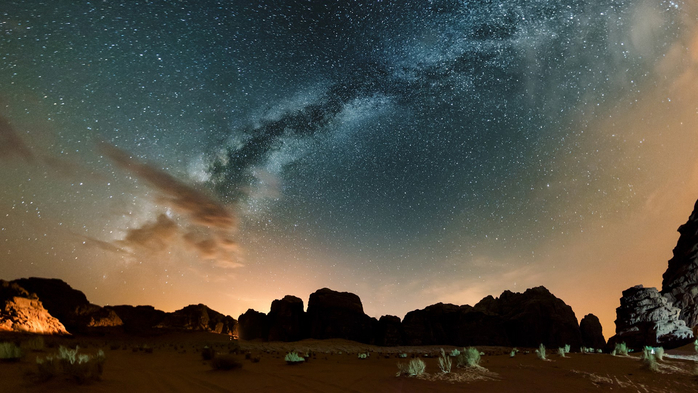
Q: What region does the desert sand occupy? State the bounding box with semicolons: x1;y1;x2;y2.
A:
2;332;698;392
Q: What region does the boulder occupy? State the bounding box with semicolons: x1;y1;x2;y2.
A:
237;309;269;340
579;314;606;349
11;277;121;333
268;295;305;342
662;199;698;330
106;305;166;334
306;288;376;343
0;280;68;334
611;285;693;349
473;286;582;349
156;304;237;335
375;315;404;346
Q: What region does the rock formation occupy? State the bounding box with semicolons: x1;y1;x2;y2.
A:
473;286;582;348
11;277;122;332
579;314;606;349
237;309;269;340
375;315;404;346
105;305;166;334
612;285;693;349
306;288;377;343
267;295;305;342
0;280;67;334
156;304;237;335
662;199;698;330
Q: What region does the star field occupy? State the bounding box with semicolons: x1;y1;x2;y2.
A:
2;0;698;338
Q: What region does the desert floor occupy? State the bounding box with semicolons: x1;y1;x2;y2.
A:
1;332;697;392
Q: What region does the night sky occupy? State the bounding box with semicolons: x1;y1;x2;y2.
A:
2;0;698;339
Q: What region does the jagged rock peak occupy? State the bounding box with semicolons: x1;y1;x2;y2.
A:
579;314;606;349
662;199;698;329
0;280;68;335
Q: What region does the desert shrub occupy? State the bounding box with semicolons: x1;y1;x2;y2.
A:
211;355;242;371
0;342;23;361
558;347;566;357
535;344;547;360
449;349;460;357
456;347;481;368
398;353;407;358
358;353;368;359
284;351;305;364
613;342;629;356
641;347;658;372
201;346;215;361
36;346;105;384
438;349;451;373
564;344;571;354
654;347;665;361
22;336;45;352
396;358;425;377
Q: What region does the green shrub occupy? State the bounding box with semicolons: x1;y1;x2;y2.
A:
284;351;305;364
398;353;407;358
438;349;451;373
396;358;425;377
613;342;629;356
558;347;566;357
210;355;242;371
564;344;571;354
535;344;546;360
0;342;23;361
641;347;658;372
456;347;481;368
654;347;664;361
449;348;460;357
358;353;368;359
35;346;105;384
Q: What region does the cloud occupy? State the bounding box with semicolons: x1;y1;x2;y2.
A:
0;115;34;162
120;214;179;252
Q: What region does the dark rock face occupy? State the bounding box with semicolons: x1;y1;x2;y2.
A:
662;200;698;329
612;285;693;349
306;288;376;343
268;295;305;342
579;314;606;349
0;280;68;334
237;309;269;340
11;277;122;332
473;286;582;348
402;303;508;346
156;304;237;335
106;305;167;334
375;315;404;346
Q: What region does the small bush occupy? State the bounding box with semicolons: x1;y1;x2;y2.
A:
36;346;106;384
535;344;547;360
564;344;571;354
613;342;629;356
358;353;368;359
211;355;242;371
449;349;461;357
558;347;566;357
654;347;664;361
457;347;481;368
398;353;407;358
641;347;658;372
396;358;425;377
438;349;451;373
22;336;45;352
284;351;305;364
0;342;23;361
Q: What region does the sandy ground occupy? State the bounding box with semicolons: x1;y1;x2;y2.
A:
1;332;698;392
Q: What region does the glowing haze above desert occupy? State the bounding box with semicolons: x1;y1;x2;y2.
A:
2;0;698;340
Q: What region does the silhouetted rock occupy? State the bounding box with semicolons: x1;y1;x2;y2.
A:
156;304;237;335
611;285;693;349
375;315;404;346
579;314;606;349
268;295;305;341
0;280;68;334
662;199;698;330
473;286;582;348
306;288;376;343
402;303;508;346
11;277;121;333
237;309;269;340
105;305;166;334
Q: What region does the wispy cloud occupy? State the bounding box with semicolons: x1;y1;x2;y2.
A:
0;116;34;162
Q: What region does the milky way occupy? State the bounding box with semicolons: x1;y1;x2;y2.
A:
2;1;697;337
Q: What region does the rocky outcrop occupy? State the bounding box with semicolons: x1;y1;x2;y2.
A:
375;315;404;346
473;287;582;348
156;304;237;335
612;285;693;349
268;295;305;342
579;314;606;349
106;305;166;334
662;199;698;330
237;309;269;340
402;303;507;346
11;277;122;332
0;280;68;334
306;288;376;343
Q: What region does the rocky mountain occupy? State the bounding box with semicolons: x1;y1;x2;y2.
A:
156;304;237;335
579;314;606;349
0;280;67;334
306;288;377;343
662;199;698;330
610;285;693;349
